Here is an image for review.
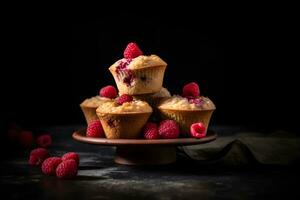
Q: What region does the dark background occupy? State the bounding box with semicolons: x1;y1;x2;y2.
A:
2;8;298;132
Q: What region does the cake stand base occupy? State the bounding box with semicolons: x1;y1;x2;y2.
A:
114;146;176;165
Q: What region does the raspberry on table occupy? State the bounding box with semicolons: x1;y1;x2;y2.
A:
86;120;105;138
19;131;34;148
36;134;52;148
56;159;78;179
99;85;118;99
123;42;143;59
143;122;159;139
182;82;200;98
190;122;206;138
29;148;49;165
29;155;41;166
30;148;49;158
41;157;62;175
158;120;180;139
62;152;80;165
7;128;20;142
117;94;133;105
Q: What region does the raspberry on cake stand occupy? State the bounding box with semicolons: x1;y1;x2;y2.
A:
72;129;216;165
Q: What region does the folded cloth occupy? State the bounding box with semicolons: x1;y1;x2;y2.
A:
181;129;300;166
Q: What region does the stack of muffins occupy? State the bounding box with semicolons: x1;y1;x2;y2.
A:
80;43;215;139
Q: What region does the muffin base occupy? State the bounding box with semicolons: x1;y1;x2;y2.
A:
97;112;152;139
158;108;215;136
80;105;99;125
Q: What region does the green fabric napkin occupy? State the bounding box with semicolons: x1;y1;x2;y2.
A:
182;131;300;165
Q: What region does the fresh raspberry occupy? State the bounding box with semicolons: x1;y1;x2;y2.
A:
117;94;133;105
158;120;180;139
62;152;80;165
6;123;22;141
190;122;206;138
41;157;62;175
123;42;143;59
143;122;159;139
7;128;20;142
36;134;52;148
182;82;200;98
86;120;105;138
99;85;117;99
56;159;78;179
29;155;40;166
19;131;34;148
29;148;49;165
30;148;49;158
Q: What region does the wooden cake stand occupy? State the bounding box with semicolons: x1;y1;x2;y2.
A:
72;129;217;165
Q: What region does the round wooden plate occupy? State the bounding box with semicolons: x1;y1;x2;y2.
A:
72;129;217;165
73;129;217;146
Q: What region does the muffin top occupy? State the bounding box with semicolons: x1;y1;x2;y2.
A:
80;96;112;107
96;100;153;114
158;95;215;110
109;55;167;71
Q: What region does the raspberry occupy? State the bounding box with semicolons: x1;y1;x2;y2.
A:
41;157;62;175
62;152;80;165
7;128;20;142
117;94;133;105
182;82;200;98
86;120;105;138
190;122;206;138
56;159;78;179
29;148;49;165
30;148;49;158
99;85;117;99
29;155;40;165
19;131;34;148
123;42;143;59
36;134;52;148
158;120;180;139
143;122;159;139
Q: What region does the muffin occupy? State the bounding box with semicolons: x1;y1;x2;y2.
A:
158;95;216;136
96;96;152;139
132;87;171;107
109;43;167;95
80;96;113;124
132;87;171;121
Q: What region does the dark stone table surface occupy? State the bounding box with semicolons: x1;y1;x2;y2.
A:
1;125;299;200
